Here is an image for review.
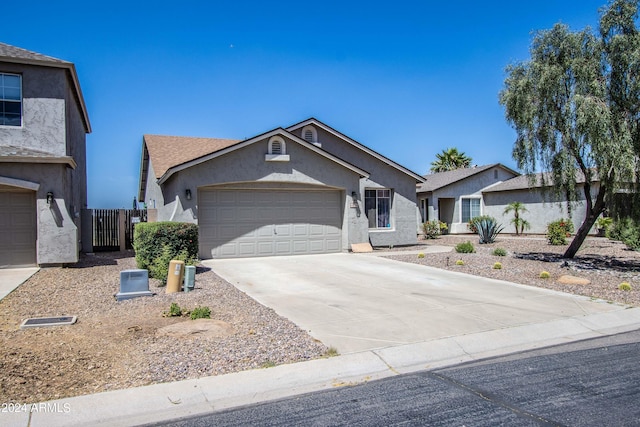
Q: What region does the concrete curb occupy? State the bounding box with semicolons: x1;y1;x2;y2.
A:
6;307;640;427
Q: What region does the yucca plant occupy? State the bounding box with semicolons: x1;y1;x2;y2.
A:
476;217;504;244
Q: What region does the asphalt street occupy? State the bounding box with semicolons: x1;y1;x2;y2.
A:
146;329;640;427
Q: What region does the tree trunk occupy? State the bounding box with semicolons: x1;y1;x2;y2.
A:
563;214;598;258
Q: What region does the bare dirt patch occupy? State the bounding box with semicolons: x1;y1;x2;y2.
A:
0;251;326;403
388;235;640;307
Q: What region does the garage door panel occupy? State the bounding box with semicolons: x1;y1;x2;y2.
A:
199;189;342;259
0;190;37;267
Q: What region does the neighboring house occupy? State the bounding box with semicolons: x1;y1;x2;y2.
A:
483;173;598;234
138;118;425;259
416;164;519;233
417;163;597;235
0;42;91;267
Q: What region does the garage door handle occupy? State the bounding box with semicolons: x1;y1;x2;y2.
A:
274;226;277;235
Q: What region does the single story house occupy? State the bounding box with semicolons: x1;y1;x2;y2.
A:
138;118;425;259
0;42;91;267
417;163;597;234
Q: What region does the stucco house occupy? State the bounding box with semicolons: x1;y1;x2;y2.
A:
0;42;91;267
417;164;596;235
138;118;425;259
416;164;519;233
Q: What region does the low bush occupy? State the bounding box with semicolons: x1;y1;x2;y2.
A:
492;248;507;256
134;222;199;283
165;302;184;317
417;253;425;259
190;306;211;320
546;219;575;245
455;241;475;253
423;220;447;239
619;282;632;291
539;271;551;279
608;218;640;251
455;259;465;265
493;262;502;270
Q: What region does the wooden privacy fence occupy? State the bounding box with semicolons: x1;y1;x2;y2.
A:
88;209;147;252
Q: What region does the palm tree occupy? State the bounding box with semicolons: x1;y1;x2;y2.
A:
430;148;472;172
503;201;530;235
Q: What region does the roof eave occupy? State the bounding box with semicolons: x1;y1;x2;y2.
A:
0;155;77;169
287;118;425;183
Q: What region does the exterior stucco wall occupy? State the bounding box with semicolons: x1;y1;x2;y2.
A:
0;163;78;264
0;64;67;156
149;136;365;251
0;62;88;265
483;186;596;235
417;167;518;234
292;126;418;246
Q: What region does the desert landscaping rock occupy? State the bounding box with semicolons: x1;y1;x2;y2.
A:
157;318;234;339
1;236;639;404
557;275;591;285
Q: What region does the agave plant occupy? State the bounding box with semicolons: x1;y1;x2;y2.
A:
476;217;504;244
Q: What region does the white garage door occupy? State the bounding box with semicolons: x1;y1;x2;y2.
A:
0;189;37;268
199;189;342;258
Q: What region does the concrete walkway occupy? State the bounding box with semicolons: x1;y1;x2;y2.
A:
4;251;640;426
0;267;39;301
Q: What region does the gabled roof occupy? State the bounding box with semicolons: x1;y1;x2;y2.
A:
0;42;91;133
417;163;519;192
286;118;425;183
143;135;241;180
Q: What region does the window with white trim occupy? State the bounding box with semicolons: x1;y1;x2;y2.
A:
365;189;392;229
461;197;481;223
0;73;22;126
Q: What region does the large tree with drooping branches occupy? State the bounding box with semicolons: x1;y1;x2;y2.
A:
500;0;640;258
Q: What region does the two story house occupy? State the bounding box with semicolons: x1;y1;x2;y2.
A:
0;42;91;267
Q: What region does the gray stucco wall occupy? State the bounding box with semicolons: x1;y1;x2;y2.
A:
417;167;518;234
0;62;87;265
483;186;595;235
146;135;364;251
291;126;418;246
0;64;67;156
0;163;78;264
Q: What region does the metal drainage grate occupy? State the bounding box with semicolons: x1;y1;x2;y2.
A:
20;316;77;329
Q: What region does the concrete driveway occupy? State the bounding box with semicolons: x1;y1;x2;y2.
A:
204;253;625;354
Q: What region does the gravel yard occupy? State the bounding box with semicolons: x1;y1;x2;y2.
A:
1;235;639;404
386;235;640;307
0;251;327;404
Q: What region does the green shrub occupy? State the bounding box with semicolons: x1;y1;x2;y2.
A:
422;220;447;239
619;282;632;291
417;253;425;259
455;241;475;253
165;302;183;317
546;219;575;245
492;248;507;256
190;306;211;320
455;259;464;265
134;222;199;282
539;271;551;279
608;218;640;251
493;262;502;269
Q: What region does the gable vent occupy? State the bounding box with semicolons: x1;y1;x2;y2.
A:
304;129;313;142
271;141;282;154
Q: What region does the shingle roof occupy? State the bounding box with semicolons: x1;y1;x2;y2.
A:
143;135;241;179
417;164;503;192
483;170;594;192
0;42;70;64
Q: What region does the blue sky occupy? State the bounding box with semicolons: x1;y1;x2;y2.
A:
3;0;608;208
